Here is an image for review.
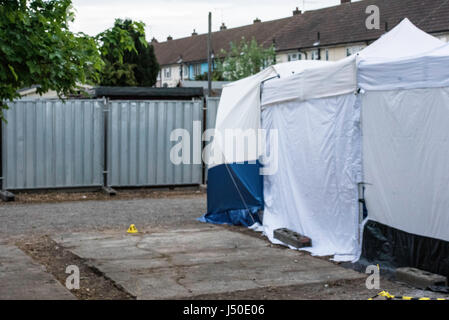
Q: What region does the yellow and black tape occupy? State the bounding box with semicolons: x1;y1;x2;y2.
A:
369;291;447;300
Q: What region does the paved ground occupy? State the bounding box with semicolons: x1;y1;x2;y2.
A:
52;225;365;299
0;243;75;300
0;195;206;239
1;192;448;300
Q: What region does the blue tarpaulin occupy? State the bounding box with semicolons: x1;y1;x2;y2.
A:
199;162;263;227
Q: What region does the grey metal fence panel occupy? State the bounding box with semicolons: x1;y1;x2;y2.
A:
205;97;220;131
2;100;104;189
204;97;220;182
107;100;203;187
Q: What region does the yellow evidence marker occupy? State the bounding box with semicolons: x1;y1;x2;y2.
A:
127;224;138;234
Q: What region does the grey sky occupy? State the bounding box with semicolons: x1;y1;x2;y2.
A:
69;0;360;41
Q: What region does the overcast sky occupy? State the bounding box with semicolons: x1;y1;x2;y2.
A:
70;0;361;41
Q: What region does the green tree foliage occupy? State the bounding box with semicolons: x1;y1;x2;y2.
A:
216;37;276;81
194;70;224;81
97;19;160;87
0;0;103;119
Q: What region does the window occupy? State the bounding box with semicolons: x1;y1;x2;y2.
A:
164;67;171;79
288;52;302;61
193;64;202;77
346;46;364;56
325;49;329;61
310;49;319;60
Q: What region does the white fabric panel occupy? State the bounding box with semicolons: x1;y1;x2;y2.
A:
209;67;277;168
358;43;449;91
362;88;449;242
358;54;449;91
262;93;362;261
272;60;329;78
357;18;444;59
357;19;445;91
262;56;357;107
430;42;449;55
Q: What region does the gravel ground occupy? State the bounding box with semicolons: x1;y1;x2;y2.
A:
0;192;206;239
0;188;204;205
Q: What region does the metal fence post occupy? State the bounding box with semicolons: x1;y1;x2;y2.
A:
0;111;15;201
202;96;207;185
101;98;116;195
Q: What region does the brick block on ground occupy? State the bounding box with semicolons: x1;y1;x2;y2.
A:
396;267;447;289
273;228;312;248
0;190;15;202
101;186;117;196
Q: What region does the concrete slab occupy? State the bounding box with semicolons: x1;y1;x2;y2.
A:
53;225;364;299
396;267;447;289
0;244;75;300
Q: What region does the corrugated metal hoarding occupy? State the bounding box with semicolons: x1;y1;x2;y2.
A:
2;100;104;189
107;100;204;187
205;97;220;131
2;98;218;190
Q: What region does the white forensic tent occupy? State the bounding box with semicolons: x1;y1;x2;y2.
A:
355;42;449;276
204;18;449;269
259;18;446;261
261;58;361;260
358;41;449;247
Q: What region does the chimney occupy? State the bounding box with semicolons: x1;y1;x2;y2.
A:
253;18;261;24
220;22;227;31
341;0;351;3
167;35;173;41
293;7;302;15
192;29;198;36
151;37;158;43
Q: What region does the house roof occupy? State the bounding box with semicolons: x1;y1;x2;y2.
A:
153;17;292;66
153;0;449;66
275;0;449;51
